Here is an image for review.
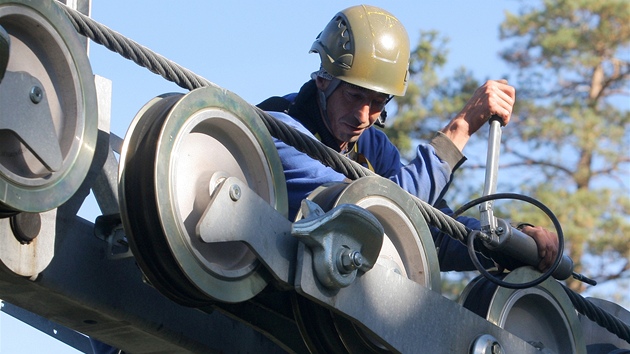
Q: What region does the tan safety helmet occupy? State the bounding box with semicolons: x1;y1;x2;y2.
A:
310;5;410;97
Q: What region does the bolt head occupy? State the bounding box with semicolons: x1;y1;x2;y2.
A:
29;86;43;104
491;342;502;354
339;249;363;273
351;251;363;268
229;184;241;201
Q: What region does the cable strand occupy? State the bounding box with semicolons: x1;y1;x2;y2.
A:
57;2;628;342
61;4;213;91
563;285;630;344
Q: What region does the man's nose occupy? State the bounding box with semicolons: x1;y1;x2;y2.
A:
355;104;371;125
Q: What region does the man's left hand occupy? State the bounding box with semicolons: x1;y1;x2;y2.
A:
519;224;559;272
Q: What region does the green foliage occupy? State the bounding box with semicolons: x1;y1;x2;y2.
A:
384;30;481;160
497;0;629;291
385;0;630;294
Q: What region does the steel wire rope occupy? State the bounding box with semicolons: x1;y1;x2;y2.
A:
563;285;630;344
61;3;214;91
250;105;471;244
57;2;629;343
253;105;374;181
58;1;471;244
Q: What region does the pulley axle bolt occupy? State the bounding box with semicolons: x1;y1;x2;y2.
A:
29;86;43;104
229;184;241;201
338;249;363;273
10;212;41;244
491;342;502;354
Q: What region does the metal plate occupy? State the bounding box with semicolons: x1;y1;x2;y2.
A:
0;0;97;213
0;209;55;277
118;87;287;305
293;176;441;353
459;267;586;354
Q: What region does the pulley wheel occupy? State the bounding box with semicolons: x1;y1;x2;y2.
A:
118;87;287;305
293;176;441;353
459;266;586;354
0;0;97;213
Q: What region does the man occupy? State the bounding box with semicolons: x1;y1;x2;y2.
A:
259;4;558;272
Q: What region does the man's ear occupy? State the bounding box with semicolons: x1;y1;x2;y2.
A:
315;76;330;91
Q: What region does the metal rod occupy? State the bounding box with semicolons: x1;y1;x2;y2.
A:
479;117;503;231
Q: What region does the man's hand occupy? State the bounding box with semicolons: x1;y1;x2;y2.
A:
460;79;516;132
519;224;559;272
441;79;516;151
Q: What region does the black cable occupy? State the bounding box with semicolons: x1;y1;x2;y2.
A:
455;193;564;289
562;285;630;344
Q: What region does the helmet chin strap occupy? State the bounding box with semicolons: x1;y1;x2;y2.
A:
317;77;342;139
317;77;342;112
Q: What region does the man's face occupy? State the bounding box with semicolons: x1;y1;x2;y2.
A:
319;80;390;144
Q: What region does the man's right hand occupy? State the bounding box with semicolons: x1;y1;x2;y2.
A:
440;79;516;151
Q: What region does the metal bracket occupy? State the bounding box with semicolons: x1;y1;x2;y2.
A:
292;199;384;289
197;176;295;286
0;71;63;172
293;240;541;354
0;209;56;278
94;213;132;260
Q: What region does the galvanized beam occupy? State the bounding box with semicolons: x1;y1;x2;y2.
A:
0;196;289;353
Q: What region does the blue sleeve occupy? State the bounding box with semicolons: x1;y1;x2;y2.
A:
269;112;347;219
358;128;456;206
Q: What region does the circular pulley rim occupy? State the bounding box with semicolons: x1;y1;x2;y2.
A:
299;177;440;290
488;267;586;354
118;93;208;306
156;87;287;302
119;86;287;304
459;267;586;354
293;176;441;353
0;0;97;212
333;177;441;290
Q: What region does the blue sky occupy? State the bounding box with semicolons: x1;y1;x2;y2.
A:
85;0;524;140
2;0;627;353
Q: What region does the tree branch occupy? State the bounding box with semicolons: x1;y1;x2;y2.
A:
503;147;576;176
595;258;630;284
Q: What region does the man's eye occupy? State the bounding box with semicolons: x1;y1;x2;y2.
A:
348;92;363;100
